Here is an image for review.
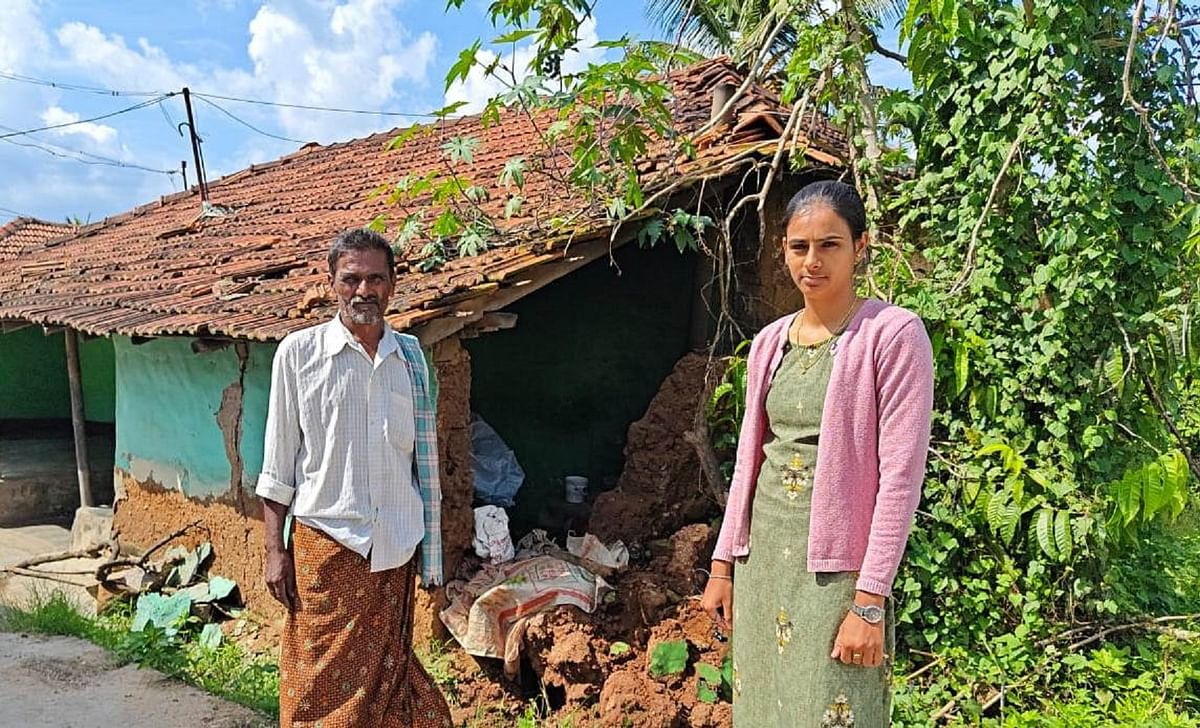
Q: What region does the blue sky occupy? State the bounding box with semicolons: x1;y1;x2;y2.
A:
0;1;907;226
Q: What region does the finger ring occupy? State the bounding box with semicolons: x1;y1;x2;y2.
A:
852;652;863;664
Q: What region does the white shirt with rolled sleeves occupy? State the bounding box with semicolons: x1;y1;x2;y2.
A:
255;317;425;573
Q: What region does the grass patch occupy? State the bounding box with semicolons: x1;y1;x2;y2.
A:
417;638;461;706
1;591;279;718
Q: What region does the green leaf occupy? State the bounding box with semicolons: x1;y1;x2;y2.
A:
199;622;223;650
492;28;539;44
207;576;237;601
648;640;688;678
132;592;192;636
696;663;721;684
609;641;631;657
1163;450;1190;519
697;681;719;704
387;123;427;150
442;136;480;164
504;195;523;219
499;157;526;188
431;210;462;239
445;40;480;91
1053;509;1072;560
431;101;468;119
1103;347;1125;396
1142;461;1168;521
954;342;970;396
1035;507;1057;558
366;215;388;234
1116;467;1142;526
638;218;665;248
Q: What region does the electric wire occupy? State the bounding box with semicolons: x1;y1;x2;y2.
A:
0;124;178;175
0;71;163;97
0;70;439;118
189;91;439;118
0;96;173;140
0;205;40;219
193;95;307;144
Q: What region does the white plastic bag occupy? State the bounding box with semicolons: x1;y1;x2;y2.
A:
470;414;525;507
472;505;515;564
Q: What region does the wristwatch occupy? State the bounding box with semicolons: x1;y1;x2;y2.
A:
849;602;885;624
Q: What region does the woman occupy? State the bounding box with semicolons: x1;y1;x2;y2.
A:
701;181;933;726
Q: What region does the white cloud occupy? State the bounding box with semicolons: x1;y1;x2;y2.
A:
0;0;49;73
39;105;118;144
1;0;442;224
50;1;437;143
241;0;437;140
55;22;191;93
446;16;606;114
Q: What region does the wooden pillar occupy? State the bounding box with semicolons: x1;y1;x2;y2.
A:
64;328;93;507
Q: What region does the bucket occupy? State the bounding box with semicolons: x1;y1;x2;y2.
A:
564;476;588;504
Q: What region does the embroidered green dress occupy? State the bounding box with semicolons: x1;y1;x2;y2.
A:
731;337;895;727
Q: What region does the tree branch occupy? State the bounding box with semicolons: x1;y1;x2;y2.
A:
868;29;908;65
948;123;1029;297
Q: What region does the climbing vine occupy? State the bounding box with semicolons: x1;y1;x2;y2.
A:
385;0;1200;721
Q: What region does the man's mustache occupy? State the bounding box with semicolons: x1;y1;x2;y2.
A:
350;296;379;305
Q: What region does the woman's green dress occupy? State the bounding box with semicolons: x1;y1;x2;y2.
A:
731;337;895;727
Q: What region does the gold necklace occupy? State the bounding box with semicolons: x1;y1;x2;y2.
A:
788;297;862;349
788;298;862;386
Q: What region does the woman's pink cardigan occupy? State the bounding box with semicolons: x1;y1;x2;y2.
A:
712;299;934;596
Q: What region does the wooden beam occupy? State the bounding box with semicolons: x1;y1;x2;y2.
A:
414;233;634;345
1;320;31;334
460;312;519;339
64;328;93;508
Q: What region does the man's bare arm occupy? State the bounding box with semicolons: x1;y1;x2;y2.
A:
262;498;296;611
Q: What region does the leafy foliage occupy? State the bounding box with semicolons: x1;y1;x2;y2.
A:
421;0;1200;721
647;639;689;678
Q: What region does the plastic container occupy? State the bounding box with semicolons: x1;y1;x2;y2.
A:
564;475;589;504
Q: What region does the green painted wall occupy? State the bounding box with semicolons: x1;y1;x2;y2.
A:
465;242;696;527
113;336;275;497
0;328;115;423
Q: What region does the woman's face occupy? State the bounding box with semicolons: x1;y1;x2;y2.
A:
782;203;865;303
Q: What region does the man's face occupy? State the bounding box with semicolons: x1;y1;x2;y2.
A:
330;248;395;327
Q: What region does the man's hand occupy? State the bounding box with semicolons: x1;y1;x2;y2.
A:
261;498;296;611
265;547;297;611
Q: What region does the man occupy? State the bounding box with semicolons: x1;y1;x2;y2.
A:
256;228;452;727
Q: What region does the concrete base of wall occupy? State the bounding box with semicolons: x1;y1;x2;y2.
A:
0;429;114;527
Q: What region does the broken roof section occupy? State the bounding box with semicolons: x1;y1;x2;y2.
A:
0;58;847;343
0;218;77;263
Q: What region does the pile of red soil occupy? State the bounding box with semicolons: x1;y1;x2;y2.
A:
588;353;720;546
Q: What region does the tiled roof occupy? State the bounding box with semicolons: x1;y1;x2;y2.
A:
0;218;76;262
0;58;846;343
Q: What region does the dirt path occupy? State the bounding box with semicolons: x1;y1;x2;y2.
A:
0;632;270;727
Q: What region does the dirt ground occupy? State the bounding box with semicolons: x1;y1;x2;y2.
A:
0;632;268;727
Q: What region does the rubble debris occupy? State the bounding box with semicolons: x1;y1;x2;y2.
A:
589;353;718;546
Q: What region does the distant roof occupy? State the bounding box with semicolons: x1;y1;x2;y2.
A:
0;57;846;343
0;218;77;262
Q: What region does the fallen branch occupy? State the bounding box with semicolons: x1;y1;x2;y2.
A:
95;520;204;585
904;654;945;681
2;542;113;572
1;567;94;588
1065;613;1200;652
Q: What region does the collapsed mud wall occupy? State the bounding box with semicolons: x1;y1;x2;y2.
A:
588;352;716;546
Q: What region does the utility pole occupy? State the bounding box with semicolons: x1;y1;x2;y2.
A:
180;160;188;189
181;88;208;202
